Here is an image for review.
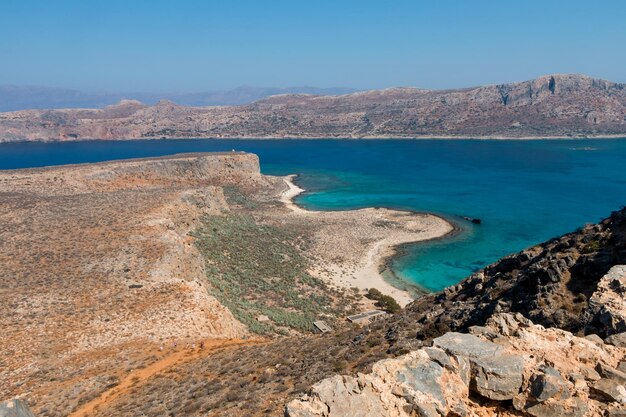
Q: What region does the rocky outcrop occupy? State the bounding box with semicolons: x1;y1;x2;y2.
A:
286;314;626;417
369;207;626;359
586;265;626;336
0;400;35;417
281;208;626;417
1;74;625;141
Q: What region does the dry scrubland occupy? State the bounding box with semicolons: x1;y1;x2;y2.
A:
2;152;624;417
0;152;449;416
1;74;626;141
81;206;626;417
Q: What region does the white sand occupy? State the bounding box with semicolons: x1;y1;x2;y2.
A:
280;175;453;307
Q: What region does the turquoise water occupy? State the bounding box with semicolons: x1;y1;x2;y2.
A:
1;139;625;291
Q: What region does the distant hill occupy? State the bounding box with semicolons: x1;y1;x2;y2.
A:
0;85;359;112
1;74;625;141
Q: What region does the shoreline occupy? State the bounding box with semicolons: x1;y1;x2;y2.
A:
280;174;455;306
2;134;626;144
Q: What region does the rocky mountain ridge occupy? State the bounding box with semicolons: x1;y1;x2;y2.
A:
1;74;625;141
0;85;358;112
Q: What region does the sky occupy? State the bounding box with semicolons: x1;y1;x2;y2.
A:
1;0;625;92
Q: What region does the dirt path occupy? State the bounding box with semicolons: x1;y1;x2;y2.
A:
68;338;261;417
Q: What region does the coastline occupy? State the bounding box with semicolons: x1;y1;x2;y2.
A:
2;134;626;144
280;174;455;306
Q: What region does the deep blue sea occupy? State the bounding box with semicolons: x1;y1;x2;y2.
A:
2;139;625;292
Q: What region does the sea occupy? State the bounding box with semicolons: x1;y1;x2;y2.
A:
2;138;625;292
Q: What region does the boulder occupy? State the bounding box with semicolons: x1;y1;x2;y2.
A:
597;363;626;385
433;332;525;400
393;356;457;417
423;347;454;371
286;375;390;417
606;332;626;348
0;400;36;417
432;332;503;359
588;265;626;336
591;379;626;404
529;366;570;402
584;334;604;345
520;397;588;417
470;353;526;400
580;364;602;381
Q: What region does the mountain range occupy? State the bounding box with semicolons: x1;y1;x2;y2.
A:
1;74;625;141
0;85;358;112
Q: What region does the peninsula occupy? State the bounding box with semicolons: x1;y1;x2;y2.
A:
1;152;625;417
0;152;450;416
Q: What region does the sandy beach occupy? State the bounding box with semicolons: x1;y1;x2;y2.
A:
280;175;454;306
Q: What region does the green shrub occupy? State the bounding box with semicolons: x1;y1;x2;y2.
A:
190;213;345;334
366;288;402;314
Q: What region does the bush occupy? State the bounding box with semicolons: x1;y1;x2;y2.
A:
190;213;347;334
366;288;402;314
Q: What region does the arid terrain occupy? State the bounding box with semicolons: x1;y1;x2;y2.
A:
0;152;451;416
1;152;624;417
1;74;626;142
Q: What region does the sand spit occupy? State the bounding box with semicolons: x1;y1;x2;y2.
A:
280;175;453;306
1;152;453;416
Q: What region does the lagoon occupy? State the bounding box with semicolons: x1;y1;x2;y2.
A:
2;138;625;291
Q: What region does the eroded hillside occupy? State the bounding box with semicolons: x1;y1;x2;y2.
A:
1;74;625;141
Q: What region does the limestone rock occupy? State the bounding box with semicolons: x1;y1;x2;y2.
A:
433;332;525;400
591;379;626;404
588;265;626;336
287;314;626;417
432;332;503;359
597;363;626;385
0;399;36;417
470;353;525;400
607;332;626;348
529;366;570;402
521;397;588;417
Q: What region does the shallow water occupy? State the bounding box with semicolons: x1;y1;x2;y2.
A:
2;138;625;291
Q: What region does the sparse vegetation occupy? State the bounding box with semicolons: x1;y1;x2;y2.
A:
366;288;402;314
223;185;260;209
191;213;346;334
581;239;602;254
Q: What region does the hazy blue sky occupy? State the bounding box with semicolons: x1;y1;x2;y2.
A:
2;0;625;91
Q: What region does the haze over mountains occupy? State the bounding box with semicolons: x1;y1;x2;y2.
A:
0;85;359;112
1;74;625;141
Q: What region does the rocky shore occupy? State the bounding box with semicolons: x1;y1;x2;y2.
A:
285;207;626;416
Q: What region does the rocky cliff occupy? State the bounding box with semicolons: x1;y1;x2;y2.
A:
1;74;625;141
